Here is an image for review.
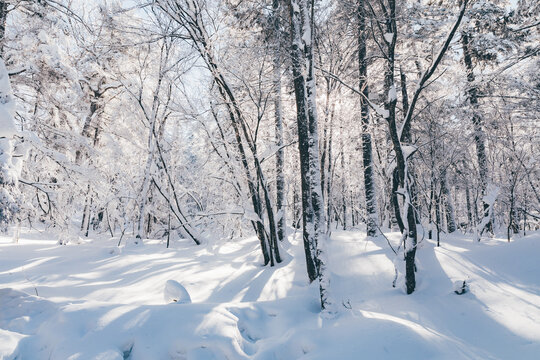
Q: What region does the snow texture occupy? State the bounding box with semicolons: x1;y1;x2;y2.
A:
164;279;192;304
373;103;389;119
1;228;540;359
388;84;397;102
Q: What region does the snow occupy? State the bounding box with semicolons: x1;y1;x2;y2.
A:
0;107;17;138
1;228;540;359
164;280;192;304
0;58;16;138
388;84;397;102
373;103;390;119
384;33;394;43
402;144;417;159
483;184;500;205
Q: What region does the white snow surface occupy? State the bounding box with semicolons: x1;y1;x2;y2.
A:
384;33;394;43
164;280;191;304
1;228;540;359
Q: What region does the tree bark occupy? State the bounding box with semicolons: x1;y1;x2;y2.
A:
273;0;287;243
0;1;8;56
287;0;333;311
440;168;457;233
461;31;492;236
288;0;318;281
358;0;378;237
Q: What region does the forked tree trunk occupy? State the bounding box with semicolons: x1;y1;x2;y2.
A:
380;0;468;294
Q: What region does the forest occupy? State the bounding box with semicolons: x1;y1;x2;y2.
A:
0;0;539;359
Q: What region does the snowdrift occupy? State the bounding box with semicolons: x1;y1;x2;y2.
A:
1;229;539;359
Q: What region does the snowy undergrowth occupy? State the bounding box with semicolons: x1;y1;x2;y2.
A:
1;228;539;359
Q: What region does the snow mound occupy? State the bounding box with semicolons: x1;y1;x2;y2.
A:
0;288;57;334
164;280;192;304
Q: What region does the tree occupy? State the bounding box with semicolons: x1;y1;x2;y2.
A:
286;0;333;311
0;57;20;231
272;0;287;243
357;0;378;237
371;0;468;293
154;0;282;264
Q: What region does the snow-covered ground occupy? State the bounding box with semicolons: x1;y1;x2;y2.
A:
1;227;539;359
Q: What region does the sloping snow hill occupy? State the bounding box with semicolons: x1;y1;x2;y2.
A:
1;228;539;359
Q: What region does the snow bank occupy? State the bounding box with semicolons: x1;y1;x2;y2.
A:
0;229;539;359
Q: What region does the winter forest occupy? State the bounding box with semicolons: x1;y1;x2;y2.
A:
0;0;539;358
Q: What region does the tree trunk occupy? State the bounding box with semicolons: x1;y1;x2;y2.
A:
325;104;334;233
384;0;468;292
381;0;418;294
461;31;492;236
435;191;441;247
0;1;8;56
288;0;318;281
341;145;347;230
358;0;378;237
273;0;287;243
465;180;473;230
428;177;434;240
287;0;333;312
440;168;457;233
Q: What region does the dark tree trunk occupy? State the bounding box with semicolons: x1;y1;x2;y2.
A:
465;180;473;230
358;0;378;237
461;31;492;236
440;168;457;233
273;0;287;243
341;146;347;230
323;94;335;233
288;0;318;282
0;1;8;56
287;0;333;312
435;191;441;247
379;0;417;294
428;178;434;240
